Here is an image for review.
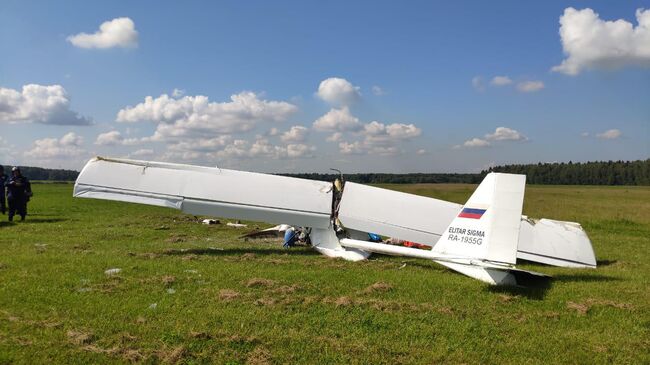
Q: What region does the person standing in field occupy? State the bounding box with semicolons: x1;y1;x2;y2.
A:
0;165;6;215
5;167;32;222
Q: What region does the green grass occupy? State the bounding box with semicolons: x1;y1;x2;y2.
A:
0;184;649;364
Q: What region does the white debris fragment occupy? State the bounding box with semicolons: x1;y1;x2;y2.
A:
184;269;198;274
208;247;224;251
227;222;248;228
104;268;122;276
148;303;157;310
202;219;220;225
166;288;176;294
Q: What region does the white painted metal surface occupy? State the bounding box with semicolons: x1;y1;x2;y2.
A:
338;182;461;246
336;179;596;268
74;157;333;228
518;218;596;268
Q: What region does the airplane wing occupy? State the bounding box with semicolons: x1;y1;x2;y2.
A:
74;157;333;228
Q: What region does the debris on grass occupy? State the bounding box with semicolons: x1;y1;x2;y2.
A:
227;222;248;228
189;331;211;339
67;330;94;345
271;284;301;294
182;254;198;261
136;316;146;324
246;347;272;365
34;243;48;253
245;278;276;288
167;288;176;294
184;269;198;274
148;303;158;310
161;275;176;286
567;301;590;315
219;289;240;302
159;345;186;364
104;268;122;276
361;282;393;294
497;294;518;303
154;225;170;230
202;219;220;225
334;296;353;307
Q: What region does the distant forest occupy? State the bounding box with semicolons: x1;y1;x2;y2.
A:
3;159;648;185
284;159;650;186
0;165;79;182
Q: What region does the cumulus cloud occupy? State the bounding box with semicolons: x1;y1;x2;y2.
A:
326;132;343;142
216;138;315;160
25;132;86;159
67;17;138;49
516;81;545;93
458;127;527;148
596;129;622;139
461;138;491;148
280;126;309;143
485;127;528;141
312;107;362;132
316;77;361;106
490;76;513;86
95;131;123;146
553;8;650;75
0;84;91;125
117;92;297;141
131;148;154;157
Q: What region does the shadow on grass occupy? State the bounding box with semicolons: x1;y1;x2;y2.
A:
487;284;551;300
161;247;320;257
22;217;68;223
596;259;618;267
553;273;621;283
0;221;16;227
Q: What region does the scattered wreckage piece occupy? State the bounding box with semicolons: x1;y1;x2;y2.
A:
74;156;597;286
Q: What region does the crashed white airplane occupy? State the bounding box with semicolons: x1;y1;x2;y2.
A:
73;157;597;286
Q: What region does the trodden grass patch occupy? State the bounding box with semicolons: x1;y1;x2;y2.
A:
0;183;648;364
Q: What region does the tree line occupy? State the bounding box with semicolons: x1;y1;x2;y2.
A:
4;159;648;185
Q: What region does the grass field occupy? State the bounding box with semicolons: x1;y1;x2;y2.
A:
0;183;648;364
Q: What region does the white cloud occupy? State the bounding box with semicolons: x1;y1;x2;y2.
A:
458;127;527;149
25;132;86;159
312;107;362;132
67;17;138;49
416;149;427;155
581;132;590;137
0;84;91;125
361;121;422;146
485;127;527;141
338;141;366;155
326;132;343;142
281;126;309;143
552;8;650;75
516;80;545;93
490;76;513;86
131;149;154;157
471;76;485;91
216;138;315;160
371;85;386;96
316;77;361;106
267;127;279;136
462;138;491;148
95;131;123;146
117;92;297;141
166;136;233;153
596;129;622;139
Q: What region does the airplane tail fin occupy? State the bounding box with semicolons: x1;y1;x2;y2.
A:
432;173;550;285
432;172;525;264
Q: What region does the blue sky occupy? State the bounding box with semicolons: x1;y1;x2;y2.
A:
0;0;648;172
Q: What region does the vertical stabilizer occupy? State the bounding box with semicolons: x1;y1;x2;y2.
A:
432;173;526;265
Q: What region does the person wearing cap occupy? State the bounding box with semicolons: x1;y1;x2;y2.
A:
0;165;6;215
5;167;32;221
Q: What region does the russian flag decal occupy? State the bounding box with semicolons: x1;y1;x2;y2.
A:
458;207;487;219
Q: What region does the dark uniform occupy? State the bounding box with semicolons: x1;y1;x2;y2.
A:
0;166;6;214
6;167;31;221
